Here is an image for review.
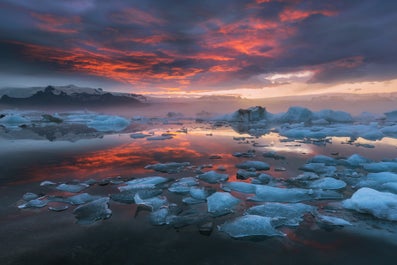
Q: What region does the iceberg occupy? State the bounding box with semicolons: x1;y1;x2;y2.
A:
197;171;229;183
246;203;314;226
314;109;353;123
278;107;312;123
343;187;397;221
219;215;284;238
66;114;130;132
217;106;266;122
207;192;240;216
236;161;270;171
72;197;112;225
0;114;31;129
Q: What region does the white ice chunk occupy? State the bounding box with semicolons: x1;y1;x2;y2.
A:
344;154;371;167
66;114;129;132
357;172;397;190
145;162;190;173
363;162;397;173
219;215;284;238
246;203;314;226
236;161;270;171
56;183;89;193
40;180;56;186
73;197;112;225
207;192;240;216
308;177;347;190
197;171;229;183
343;187;397;221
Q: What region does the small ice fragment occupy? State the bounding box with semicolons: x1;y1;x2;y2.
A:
219;215;285;238
40;180;56;186
263;151;285;160
275;167;286;172
207;192;240;216
197;171;229;183
233;150;255;158
246;202;314;227
198;222;213;236
251;173;273;184
291;172;320;182
134;194;168;211
300;163;336;176
343;187;397;221
66;193;102;205
344;154;371;167
308;177;347;190
112;189;162;203
189;187;212;200
73;197;112;225
125;176;169;186
236;161;270;171
308;155;337;165
182;197;206;205
168;177;198;194
150;208;169;225
363;162;397;173
48;205;69;212
56;183;89;193
23;192;39;201
250;185;313;203
145;162;190;173
18;199;48;209
316;215;352;226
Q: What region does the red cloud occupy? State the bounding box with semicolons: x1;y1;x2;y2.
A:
30;12;80;34
280;8;337;22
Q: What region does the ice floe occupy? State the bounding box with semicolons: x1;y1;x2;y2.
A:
236;160;270;171
207;192;240;216
343;188;397;221
197;171;229;183
307;177;347;190
56;183;89;193
145;162;190;173
73;197;112;225
219;215;284;238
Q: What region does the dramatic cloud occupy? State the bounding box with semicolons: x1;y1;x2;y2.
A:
0;0;396;95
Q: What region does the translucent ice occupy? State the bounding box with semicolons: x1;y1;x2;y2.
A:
145;162;190;174
134;194;168;211
363;162;397;173
357;172;397;190
236;161;270;171
219;215;284;238
66;193;103;205
168;177;198;193
343;187;397;221
197;171;229;183
18;198;48;209
56;183;89;193
73;197;112;225
300;163;336;177
124;176;169;186
236;169;259;180
222;182;256;194
316;215;352;226
0;114;30;129
308;177;347;190
246;202;314;226
308;155;337;166
22;192;39;201
189;187;212;200
150;208;169;225
262;151;285;160
66;114;130;132
111;189;162;204
344;154;371;167
207;192;240;216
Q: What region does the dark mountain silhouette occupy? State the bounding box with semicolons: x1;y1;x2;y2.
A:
0;86;145;106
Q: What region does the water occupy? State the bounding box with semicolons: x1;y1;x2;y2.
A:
1;121;397;265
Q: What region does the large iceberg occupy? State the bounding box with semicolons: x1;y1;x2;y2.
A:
343;187;397;221
217;106;266;122
66;114;130;132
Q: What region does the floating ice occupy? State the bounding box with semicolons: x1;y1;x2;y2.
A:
56;183;89;193
362;162;397;173
236;161;270;171
246;203;314;226
381;182;397;194
233;150;255;158
150;208;169;225
262;151;285;160
219;215;284;238
66;193;102;205
40;180;56;186
308;177;347;190
118;183;157;192
344;154;371;167
22;192;39;201
251;173;273;184
145;162;190;173
314;109;353;123
308;155;337;165
182;197;206;205
66;114;130;132
146;135;173;140
300;163;336;177
249;185;342;202
236;169;259;180
207;192;240;216
356;172;397;190
217;106;266;122
73;197;112;225
48;205;69;212
197;171;229;183
316;215;352;226
343;187;397;221
134;194;168;211
189;187;212;200
165;211;207;228
18;198;48;209
111;189;162;204
291;172;320;182
222;182;256;194
278;106;312;123
124;176;169;186
0;114;31;129
168;177;198;193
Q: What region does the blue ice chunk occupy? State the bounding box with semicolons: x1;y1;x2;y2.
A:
236;161;270;171
145;162;190;173
363;162;397;173
134;194;168;211
66;193;102;205
246;202;314;226
73;197;112;224
189;187;212;200
222;182;256;194
18;198;48;209
56;183;89;193
150;208;169;225
207;192;240;216
308;177;347;190
316;215;352;226
22;192;39;201
168;177;198;194
219;215;285;238
197;171;229;183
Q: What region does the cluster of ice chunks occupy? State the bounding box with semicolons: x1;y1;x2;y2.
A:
145;162;191;173
17;150;397;240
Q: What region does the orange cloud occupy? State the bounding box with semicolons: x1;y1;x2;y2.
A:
279;8;337;22
110;7;165;26
30;12;80;34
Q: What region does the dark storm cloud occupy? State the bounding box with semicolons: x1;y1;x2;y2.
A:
0;0;396;92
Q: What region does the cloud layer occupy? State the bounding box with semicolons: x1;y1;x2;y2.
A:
1;0;396;93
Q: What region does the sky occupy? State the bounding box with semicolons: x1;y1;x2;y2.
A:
0;0;397;98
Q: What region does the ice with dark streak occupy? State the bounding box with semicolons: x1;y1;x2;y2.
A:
72;197;112;225
235;160;270;171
